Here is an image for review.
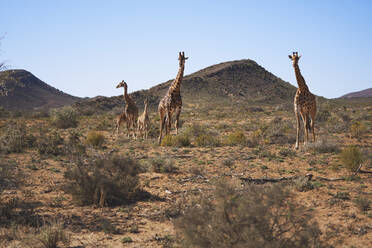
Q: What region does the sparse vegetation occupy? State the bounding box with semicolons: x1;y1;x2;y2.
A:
303;139;340;154
224;130;246;146
0;59;371;247
0;122;35;154
150;157;178;173
37;220;70;248
161;134;191;147
63;155;144;206
37;130;64;156
175;182;324;248
50;106;78;129
354;196;371;212
85;130;105;148
340;146;364;172
350;121;367;139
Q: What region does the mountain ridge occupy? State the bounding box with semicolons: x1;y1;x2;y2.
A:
0;69;80;110
340;88;372;99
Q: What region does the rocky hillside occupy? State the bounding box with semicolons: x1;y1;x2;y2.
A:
340;88;372;98
0;70;80;110
74;59;298;112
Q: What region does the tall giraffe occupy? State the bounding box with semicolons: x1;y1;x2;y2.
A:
288;52;317;149
158;52;188;144
116;80;138;138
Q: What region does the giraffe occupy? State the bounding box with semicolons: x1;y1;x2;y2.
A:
114;111;126;135
137;98;150;139
116;80;138;138
158;52;188;144
288;52;317;149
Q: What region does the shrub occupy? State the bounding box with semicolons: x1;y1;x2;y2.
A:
37;131;65;156
350;121;367;139
161;134;191;147
354;196;371;212
63;155;143;206
224;130;246;146
340;146;364;172
64;130;86;158
37;220;70;248
195;134;220;147
266;118;296;145
175;182;324;248
183;124;220;147
0;197;42;227
303;139;340;154
316;109;331;123
85;131;105;148
50;106;78;129
150;158;178;173
0;122;36;154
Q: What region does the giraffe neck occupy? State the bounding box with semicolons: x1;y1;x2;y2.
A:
144;103;148;115
123;87;131;103
293;64;309;92
168;64;184;95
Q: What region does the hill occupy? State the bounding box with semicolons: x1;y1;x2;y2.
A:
74;59;298;112
340;88;372;98
0;69;80;110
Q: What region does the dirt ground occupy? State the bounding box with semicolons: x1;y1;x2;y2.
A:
0;102;371;247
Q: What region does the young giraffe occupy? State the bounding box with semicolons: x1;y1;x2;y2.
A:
158;52;188;144
288;52;317;149
137;99;150;139
116;80;138;138
114;111;126;135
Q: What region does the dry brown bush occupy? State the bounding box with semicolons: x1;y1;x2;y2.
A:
175;182;325;248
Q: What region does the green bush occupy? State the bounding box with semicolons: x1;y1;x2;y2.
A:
37;131;65;156
340;146;364;172
354;196;371;212
175;182;324;248
85;131;105;148
224;130;246;146
63;155;143;206
0;122;36;154
161;134;191;147
64;130;86;158
350;121;367;139
0;160;19;194
150;158;178;173
195;134;220;147
50;106;78;129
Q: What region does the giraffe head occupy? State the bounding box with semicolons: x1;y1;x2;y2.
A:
144;98;148;106
178;51;188;67
116;80;127;90
288;52;301;65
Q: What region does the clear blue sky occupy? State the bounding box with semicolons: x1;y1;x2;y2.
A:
1;0;371;98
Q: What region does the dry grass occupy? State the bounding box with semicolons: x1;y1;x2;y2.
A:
0;99;371;247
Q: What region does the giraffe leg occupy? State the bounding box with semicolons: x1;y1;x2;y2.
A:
115;119;119;136
166;111;172;136
302;113;309;146
126;120;130;138
310;110;316;142
174;107;181;135
158;110;166;144
295;109;301;150
133;120;138;139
